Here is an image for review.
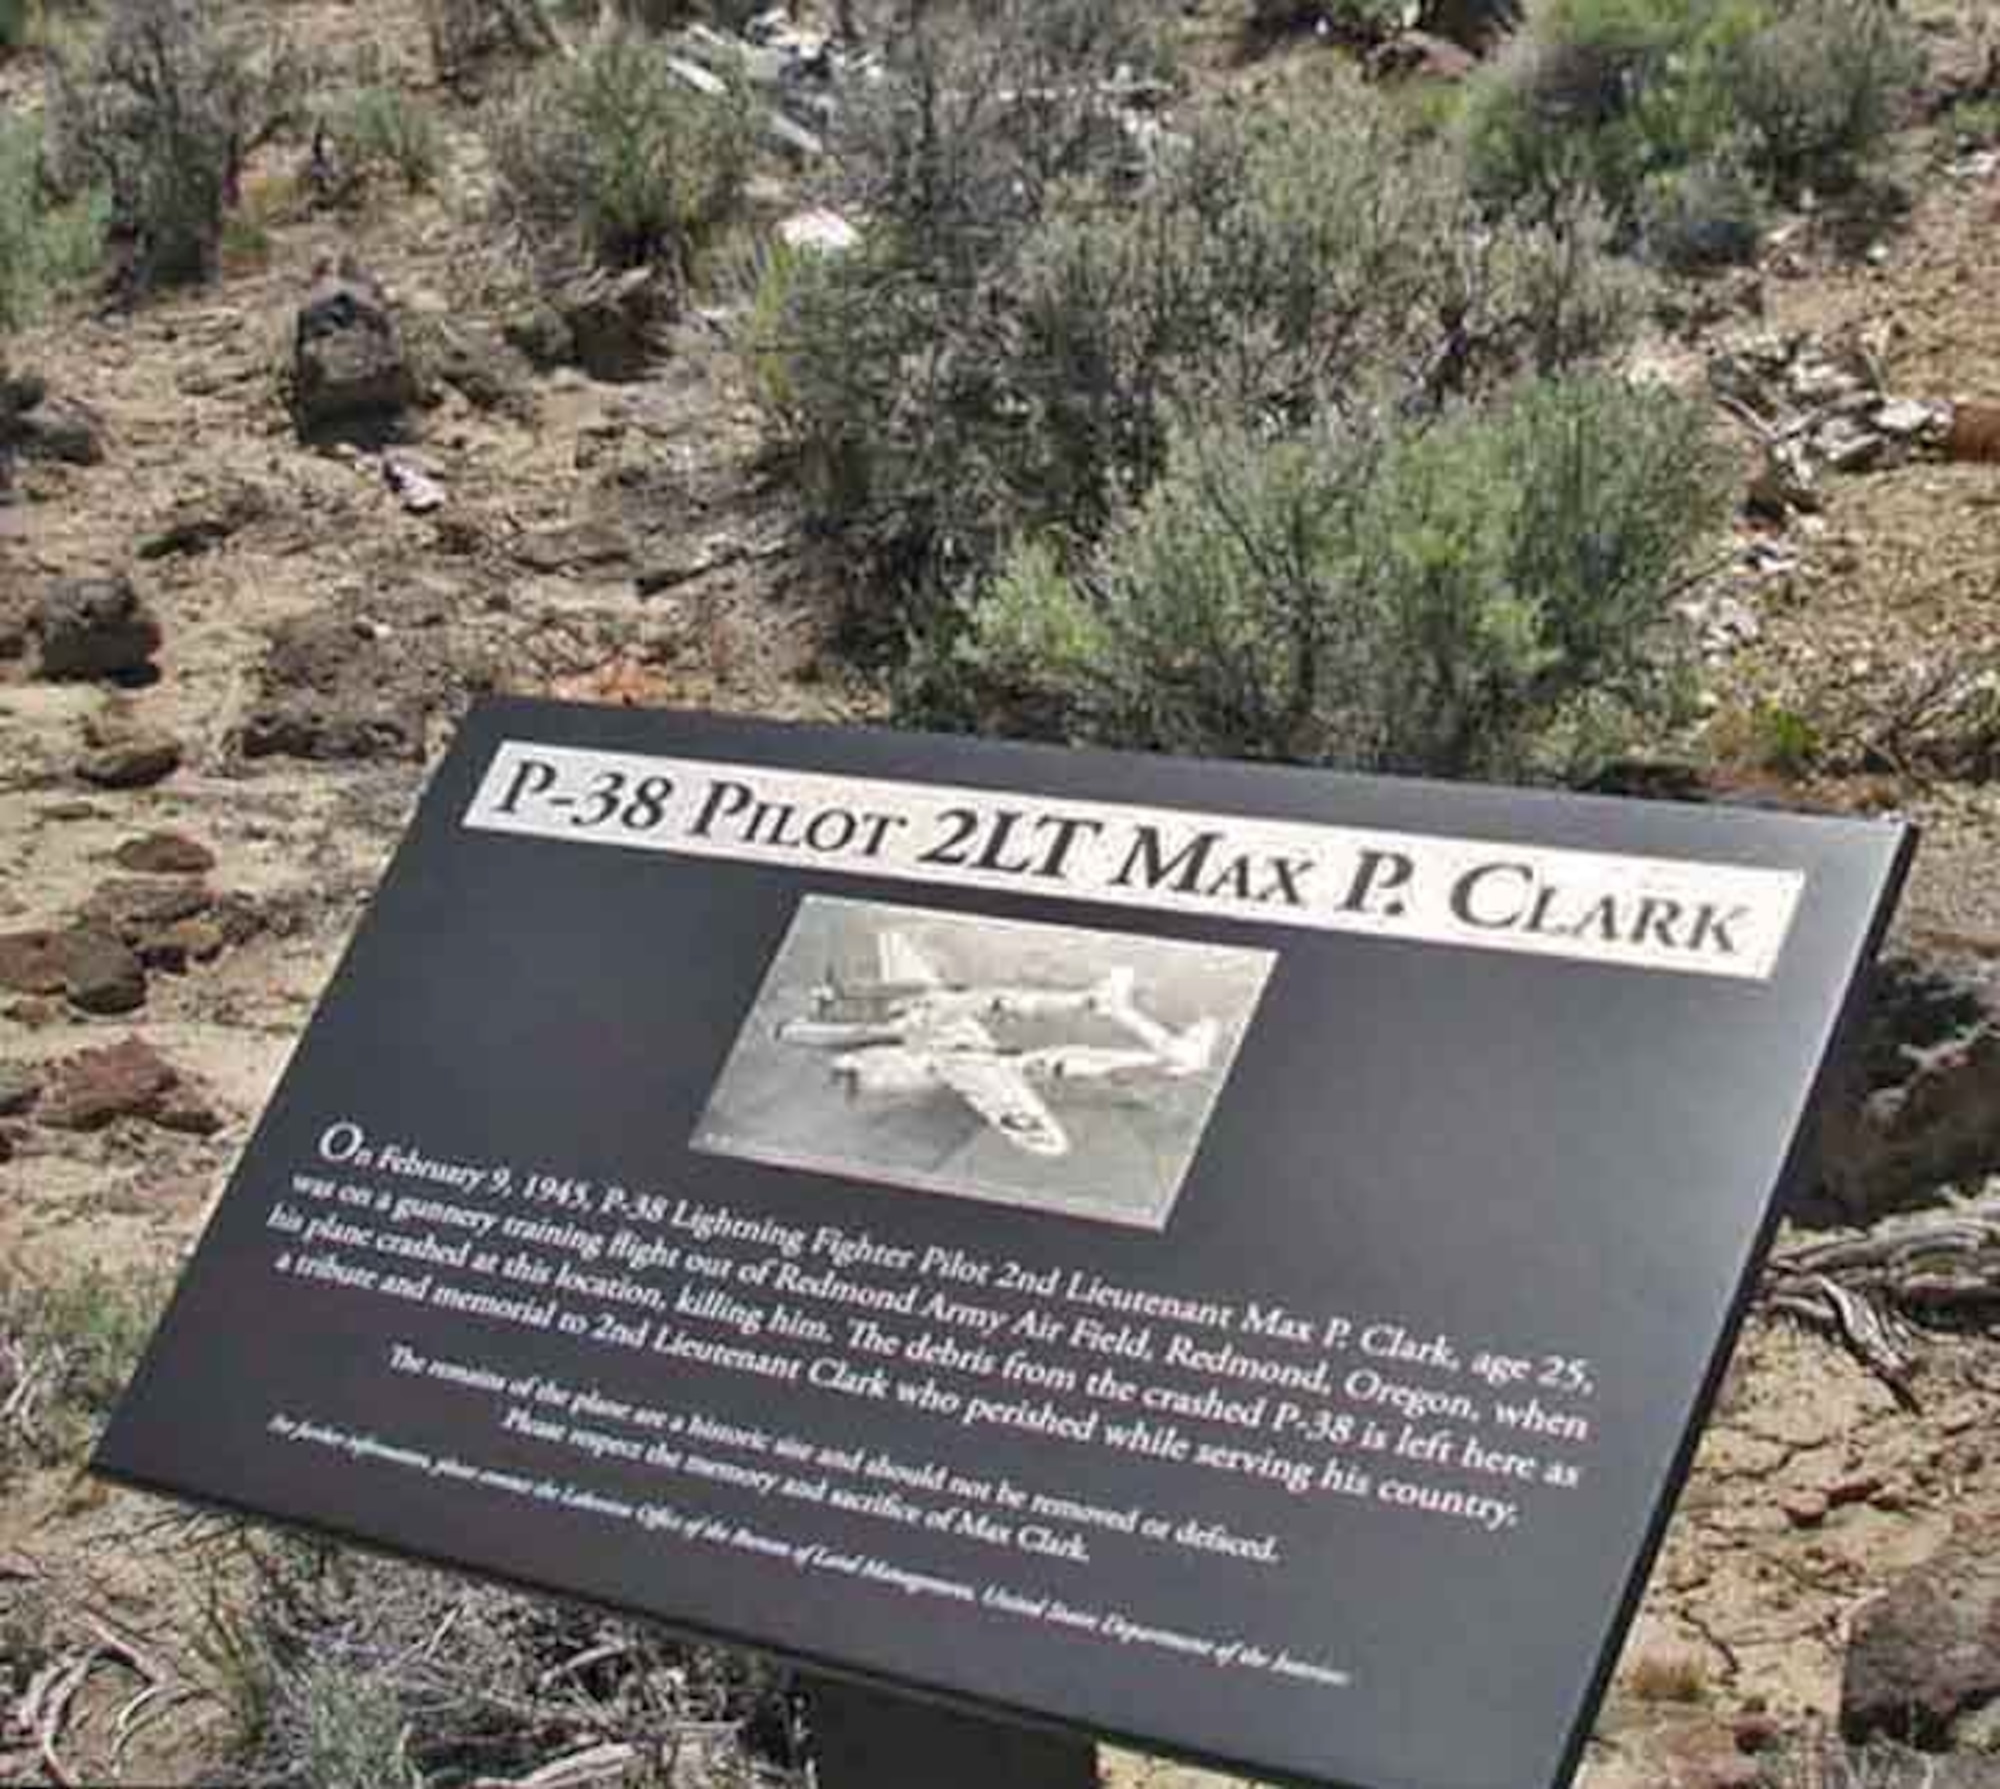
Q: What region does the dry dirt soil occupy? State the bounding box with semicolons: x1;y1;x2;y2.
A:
2;3;1998;1787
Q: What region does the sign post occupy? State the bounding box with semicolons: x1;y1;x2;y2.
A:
96;698;1912;1789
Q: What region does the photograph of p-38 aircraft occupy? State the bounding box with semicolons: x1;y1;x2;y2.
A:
693;897;1275;1228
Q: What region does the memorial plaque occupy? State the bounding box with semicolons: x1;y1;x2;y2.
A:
96;697;1912;1789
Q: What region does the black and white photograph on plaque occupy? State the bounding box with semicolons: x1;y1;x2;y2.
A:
691;896;1275;1229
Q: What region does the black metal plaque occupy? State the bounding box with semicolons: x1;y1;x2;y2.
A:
96;697;1912;1789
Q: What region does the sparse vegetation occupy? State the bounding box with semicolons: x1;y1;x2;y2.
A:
1624;1649;1712;1703
0;1257;171;1475
487;26;754;278
195;1530;794;1786
45;0;308;289
1462;0;1920;259
0;113;109;329
332;84;446;193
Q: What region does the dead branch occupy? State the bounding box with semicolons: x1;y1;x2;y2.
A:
1761;1191;2000;1405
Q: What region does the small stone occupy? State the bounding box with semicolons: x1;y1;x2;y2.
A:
40;1036;179;1131
81;876;213;944
155;1085;222;1136
114;831;217;876
1842;1519;2000;1747
136;483;270;560
1781;1488;1829;1528
79;726;183;789
775;207;861;255
0;930;68;996
56;927;147;1015
555;265;678;383
1731;1713;1781;1755
432;323;536;416
35;575;163;681
142;915;226;972
512;519;633;575
0;1062;41;1116
1;394;105;465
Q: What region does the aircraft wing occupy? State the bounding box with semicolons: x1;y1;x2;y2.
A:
878;930;944;989
930;1055;1069;1157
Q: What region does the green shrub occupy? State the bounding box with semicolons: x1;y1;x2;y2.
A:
1463;0;1920;230
47;0;307;288
0;115;109;329
333;84;444;192
487;27;753;276
958;375;1729;778
761;76;1644;640
2;0;29;48
1724;0;1921;193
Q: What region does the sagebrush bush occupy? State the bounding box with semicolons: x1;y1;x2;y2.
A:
1463;0;1919;233
1724;0;1921;192
0;115;108;329
333;84;445;192
760;74;1645;639
834;0;1170;273
487;28;753;276
958;375;1728;779
46;0;307;288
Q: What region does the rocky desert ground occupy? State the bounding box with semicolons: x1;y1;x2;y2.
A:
2;0;1999;1785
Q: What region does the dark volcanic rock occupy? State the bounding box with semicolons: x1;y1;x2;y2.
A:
241;610;439;763
555;265;677;382
1816;955;2000;1220
82;876;213;940
0;926;147;1014
40;1036;179;1130
1842;1522;2000;1749
115;831;217;875
292;259;417;441
79;724;184;789
56;926;147;1015
35;576;162;681
1424;0;1521;48
0;383;105;465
